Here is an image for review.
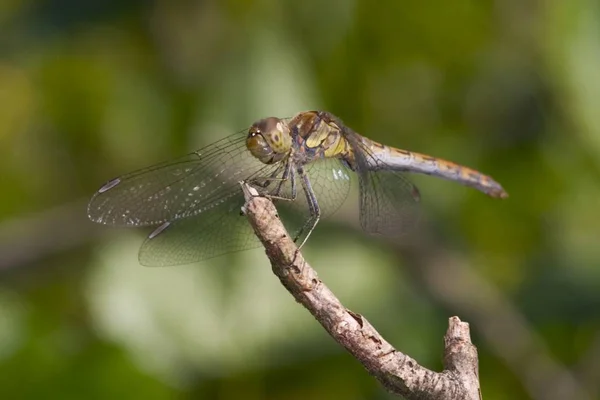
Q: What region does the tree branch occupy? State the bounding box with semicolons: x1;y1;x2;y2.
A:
240;182;482;400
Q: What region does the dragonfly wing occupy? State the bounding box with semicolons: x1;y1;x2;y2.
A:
137;192;263;266
266;157;352;245
303;157;353;219
357;169;421;236
88;132;275;227
345;135;421;236
275;157;352;217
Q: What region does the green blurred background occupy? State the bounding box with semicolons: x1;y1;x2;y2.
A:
1;0;599;399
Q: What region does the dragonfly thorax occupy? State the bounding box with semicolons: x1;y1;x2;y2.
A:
246;117;293;164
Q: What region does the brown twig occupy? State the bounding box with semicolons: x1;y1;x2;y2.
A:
240;182;482;400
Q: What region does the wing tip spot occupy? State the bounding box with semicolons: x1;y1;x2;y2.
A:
148;221;171;239
99;178;121;193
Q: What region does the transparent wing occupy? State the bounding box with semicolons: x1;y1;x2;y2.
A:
272;157;352;218
358;169;421;236
140;156;326;266
303;157;353;219
349;137;422;236
260;156;353;246
88;131;274;227
137;192;263;266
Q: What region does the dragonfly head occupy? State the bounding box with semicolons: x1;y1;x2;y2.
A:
246;117;292;164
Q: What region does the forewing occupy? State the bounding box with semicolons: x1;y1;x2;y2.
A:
88;132;272;227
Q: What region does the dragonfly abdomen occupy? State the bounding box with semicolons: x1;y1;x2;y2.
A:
362;138;508;199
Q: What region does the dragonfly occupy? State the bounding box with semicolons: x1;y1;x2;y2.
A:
88;111;508;266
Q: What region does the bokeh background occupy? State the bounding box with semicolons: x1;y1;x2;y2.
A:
1;1;599;399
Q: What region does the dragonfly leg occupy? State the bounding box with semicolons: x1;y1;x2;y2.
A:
269;161;298;202
273;161;291;196
249;167;283;189
247;161;298;202
294;167;320;249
